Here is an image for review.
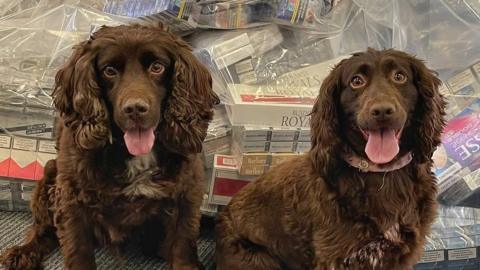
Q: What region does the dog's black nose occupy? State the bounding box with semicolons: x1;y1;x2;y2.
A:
370;103;395;120
122;99;149;117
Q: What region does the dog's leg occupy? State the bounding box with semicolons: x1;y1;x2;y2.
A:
164;199;203;270
215;210;283;270
52;177;97;270
158;193;203;270
1;160;58;270
55;206;96;270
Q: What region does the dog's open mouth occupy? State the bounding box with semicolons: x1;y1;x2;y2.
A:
360;128;403;164
124;127;155;156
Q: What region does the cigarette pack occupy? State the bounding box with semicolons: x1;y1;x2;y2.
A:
0;135;12;177
234;151;299;176
441;67;480;120
232;126;312;153
8;137;38;180
202;134;231;169
209;155;254;205
35;140;57;180
269;141;295;153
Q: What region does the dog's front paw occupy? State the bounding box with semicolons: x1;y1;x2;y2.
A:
344;239;396;269
0;245;43;270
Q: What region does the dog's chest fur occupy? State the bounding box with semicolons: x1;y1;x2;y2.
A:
120;151;175;199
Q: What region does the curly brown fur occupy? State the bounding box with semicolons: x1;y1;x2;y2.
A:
1;24;218;270
216;48;445;269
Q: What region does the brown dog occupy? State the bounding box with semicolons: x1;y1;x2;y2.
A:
1;24;219;270
216;48;445;269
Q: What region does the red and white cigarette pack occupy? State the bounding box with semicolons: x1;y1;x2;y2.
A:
35;140;57;180
0;135;12;177
8;137;38;180
209;154;254;205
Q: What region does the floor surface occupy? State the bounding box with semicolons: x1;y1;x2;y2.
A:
0;211;216;269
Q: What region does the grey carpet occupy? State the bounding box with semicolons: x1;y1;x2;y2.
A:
0;211;216;269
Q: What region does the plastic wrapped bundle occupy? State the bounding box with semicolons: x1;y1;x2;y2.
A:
416;205;480;269
274;0;339;29
103;0;198;35
0;3;133;201
392;0;480;207
194;0;275;29
202;105;232;169
190;16;391;127
0;3;129;136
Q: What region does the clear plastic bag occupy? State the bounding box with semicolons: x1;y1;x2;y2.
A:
191;0;480;208
0;0;40;18
102;0;197;35
401;0;480;207
418;205;480;268
0;2;133;191
193;0;274;29
189;1;394;127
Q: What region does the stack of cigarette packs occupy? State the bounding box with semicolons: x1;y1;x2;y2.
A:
0;135;56;211
232;125;310;176
433;61;480;207
415;206;480;269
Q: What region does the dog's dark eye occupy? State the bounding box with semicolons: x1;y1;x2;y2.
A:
149;61;165;74
350;75;366;89
103;66;118;78
393;72;407;83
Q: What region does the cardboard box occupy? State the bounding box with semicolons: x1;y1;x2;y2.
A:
235;152;299;176
295;141;311;153
415;250;446;269
0;135;12;176
446;247;479;269
35;139;57;180
8;137;38;180
226;100;313;128
234;140;270;153
270;128;297;141
269;141;294;152
297;128;311;142
233;126;271;142
271;153;298;166
209;155;254;205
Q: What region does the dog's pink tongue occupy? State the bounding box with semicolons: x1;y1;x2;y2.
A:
124;128;155;156
365;129;399;164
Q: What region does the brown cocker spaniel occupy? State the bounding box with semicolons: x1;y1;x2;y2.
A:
0;24;219;270
216;48;446;270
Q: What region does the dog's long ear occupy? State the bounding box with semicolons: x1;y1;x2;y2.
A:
160;39;220;154
309;60;346;178
52;41;110;150
410;58;446;163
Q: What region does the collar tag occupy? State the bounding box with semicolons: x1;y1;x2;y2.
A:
343;150;413;173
